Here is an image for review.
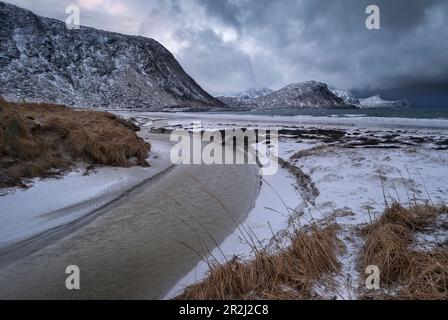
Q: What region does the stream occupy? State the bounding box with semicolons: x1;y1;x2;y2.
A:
0;144;260;299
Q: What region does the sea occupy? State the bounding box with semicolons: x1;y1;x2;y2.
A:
241;106;448;120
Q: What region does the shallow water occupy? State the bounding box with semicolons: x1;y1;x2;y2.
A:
0;148;259;299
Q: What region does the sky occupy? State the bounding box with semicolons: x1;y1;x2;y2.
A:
5;0;448;106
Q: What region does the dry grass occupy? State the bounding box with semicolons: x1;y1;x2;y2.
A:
359;202;448;299
0;97;150;189
177;223;342;300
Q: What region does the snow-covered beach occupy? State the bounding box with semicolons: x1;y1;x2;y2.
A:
1;111;447;299
122;111;448;299
1;0;447;303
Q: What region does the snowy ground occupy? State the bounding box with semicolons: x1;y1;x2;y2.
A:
0;135;173;251
283;136;448;298
2;110;447;299
130;112;448;299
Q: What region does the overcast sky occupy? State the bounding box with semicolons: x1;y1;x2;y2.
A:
5;0;448;106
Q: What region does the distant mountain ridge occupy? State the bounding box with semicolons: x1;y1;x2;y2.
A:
331;89;410;109
255;81;350;109
229;87;274;100
216;87;273;111
331;90;361;106
0;1;226;111
218;81;354;110
359;95;410;109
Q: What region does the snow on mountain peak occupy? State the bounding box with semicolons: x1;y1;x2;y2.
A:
331;90;410;109
359;95;410;109
229;87;274;100
331;90;361;105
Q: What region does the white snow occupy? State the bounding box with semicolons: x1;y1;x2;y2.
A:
331;89;360;106
155;112;448;299
360;95;409;109
226;87;274;100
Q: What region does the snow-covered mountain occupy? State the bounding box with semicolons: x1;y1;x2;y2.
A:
254;81;353;109
216;87;273;110
332;89;410;109
359;95;410;109
0;2;226;111
215;96;258;111
331;89;361;106
230;87;274;100
218;81;354;110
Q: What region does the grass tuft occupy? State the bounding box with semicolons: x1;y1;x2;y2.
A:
0;97;150;189
359;202;448;299
177;223;342;300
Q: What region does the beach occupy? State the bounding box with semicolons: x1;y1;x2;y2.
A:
120;111;448;299
1;111;447;299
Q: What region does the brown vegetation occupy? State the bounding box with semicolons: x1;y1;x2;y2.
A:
359;202;448;299
278;157;319;205
0;97;150;189
177;223;342;300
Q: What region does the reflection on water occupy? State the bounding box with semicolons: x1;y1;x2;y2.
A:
0;153;259;299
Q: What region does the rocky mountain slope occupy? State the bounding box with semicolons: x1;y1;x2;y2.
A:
0;2;225;111
331;89;361;106
216;87;273;110
254;81;350;109
218;81;354;110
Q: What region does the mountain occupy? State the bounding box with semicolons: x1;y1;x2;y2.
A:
0;2;226;111
253;81;354;109
216;96;258;111
359;95;410;109
331;89;361;106
216;87;273;110
218;81;355;110
230;87;274;100
331;89;411;109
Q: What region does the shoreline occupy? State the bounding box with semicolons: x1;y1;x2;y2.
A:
114;111;448;131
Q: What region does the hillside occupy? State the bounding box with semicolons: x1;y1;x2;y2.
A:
0;2;226;111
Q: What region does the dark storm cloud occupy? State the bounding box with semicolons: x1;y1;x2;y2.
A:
5;0;448;105
195;0;242;29
174;28;256;94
